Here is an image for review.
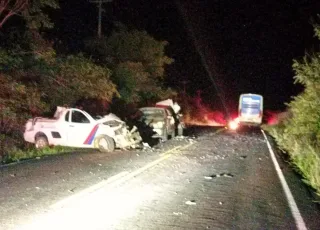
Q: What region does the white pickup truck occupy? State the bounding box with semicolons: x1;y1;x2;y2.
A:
23;107;141;152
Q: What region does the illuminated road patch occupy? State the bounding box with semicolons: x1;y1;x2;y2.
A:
17;144;194;230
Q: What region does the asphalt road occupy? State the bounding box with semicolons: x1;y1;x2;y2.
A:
0;126;319;230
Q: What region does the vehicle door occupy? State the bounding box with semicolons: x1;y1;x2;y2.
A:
66;110;96;147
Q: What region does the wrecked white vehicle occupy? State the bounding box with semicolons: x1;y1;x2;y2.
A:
23;107;142;152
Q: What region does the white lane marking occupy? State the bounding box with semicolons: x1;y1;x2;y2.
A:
52;144;194;210
261;130;307;230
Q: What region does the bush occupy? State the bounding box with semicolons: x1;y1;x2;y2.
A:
265;25;320;196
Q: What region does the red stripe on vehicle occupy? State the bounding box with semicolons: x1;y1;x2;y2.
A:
84;125;99;144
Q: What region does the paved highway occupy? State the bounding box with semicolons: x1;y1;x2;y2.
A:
0;127;319;230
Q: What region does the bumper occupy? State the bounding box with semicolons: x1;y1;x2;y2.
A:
23;131;35;143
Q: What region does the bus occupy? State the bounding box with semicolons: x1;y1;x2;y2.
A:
238;93;263;126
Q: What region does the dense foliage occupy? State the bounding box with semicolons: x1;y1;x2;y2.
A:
85;25;176;103
38;54;118;107
267;25;320;195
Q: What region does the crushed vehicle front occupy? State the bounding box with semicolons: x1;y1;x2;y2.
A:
97;113;142;149
139;107;170;139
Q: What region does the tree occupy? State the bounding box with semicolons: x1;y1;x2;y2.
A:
284;24;320;151
85;25;175;103
0;0;59;29
0;48;118;112
20;53;119;109
0;49;48;158
267;24;320;194
0;0;28;28
46;54;119;107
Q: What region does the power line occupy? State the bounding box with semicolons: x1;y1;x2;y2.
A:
174;0;230;120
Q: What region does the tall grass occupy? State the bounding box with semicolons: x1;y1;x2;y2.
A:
265;125;320;197
291;145;320;196
1;145;77;164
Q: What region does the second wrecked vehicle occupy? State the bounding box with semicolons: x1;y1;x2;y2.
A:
139;107;176;141
24;107;142;152
139;99;185;141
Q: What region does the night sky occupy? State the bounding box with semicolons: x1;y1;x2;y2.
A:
53;0;320;113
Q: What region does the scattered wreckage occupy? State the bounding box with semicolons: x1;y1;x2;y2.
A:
23;107;142;152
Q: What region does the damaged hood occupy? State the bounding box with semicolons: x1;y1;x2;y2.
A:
96;113;124;124
156;99;181;114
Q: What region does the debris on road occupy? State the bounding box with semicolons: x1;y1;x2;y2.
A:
173;212;183;216
205;173;234;179
142;142;151;148
204;176;213;180
185;200;197;205
68;188;76;193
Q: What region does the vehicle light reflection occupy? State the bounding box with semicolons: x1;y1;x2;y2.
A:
228;117;239;130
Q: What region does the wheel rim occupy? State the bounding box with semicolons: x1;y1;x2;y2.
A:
98;138;109;150
36;138;47;148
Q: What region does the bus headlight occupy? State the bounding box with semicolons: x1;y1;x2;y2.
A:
228;118;239;130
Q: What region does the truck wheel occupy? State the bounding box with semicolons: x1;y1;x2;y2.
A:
171;128;176;138
162;128;168;142
177;124;184;136
35;136;49;149
96;135;115;153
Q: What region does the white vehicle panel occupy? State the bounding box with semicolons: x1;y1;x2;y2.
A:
23;107;142;151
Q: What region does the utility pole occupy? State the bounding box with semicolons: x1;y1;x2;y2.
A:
180;80;189;96
89;0;113;38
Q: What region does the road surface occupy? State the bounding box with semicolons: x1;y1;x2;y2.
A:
0;126;319;230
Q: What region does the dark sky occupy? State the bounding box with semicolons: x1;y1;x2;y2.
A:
54;0;320;113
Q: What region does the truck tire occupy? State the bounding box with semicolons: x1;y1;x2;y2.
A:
171;128;176;138
162;128;168;142
95;135;115;153
177;124;183;136
35;135;49;149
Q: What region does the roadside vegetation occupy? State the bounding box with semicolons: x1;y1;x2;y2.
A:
264;24;320;196
0;0;175;163
2;146;77;164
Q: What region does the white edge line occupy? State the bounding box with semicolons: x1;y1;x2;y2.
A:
261;129;307;230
